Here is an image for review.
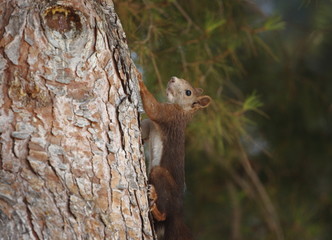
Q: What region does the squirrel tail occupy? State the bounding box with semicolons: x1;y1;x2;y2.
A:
162;215;193;240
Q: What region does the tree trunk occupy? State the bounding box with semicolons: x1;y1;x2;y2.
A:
0;0;153;239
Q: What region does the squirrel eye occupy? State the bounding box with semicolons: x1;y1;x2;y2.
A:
185;90;192;96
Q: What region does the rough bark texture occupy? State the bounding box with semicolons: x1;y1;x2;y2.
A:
0;0;152;239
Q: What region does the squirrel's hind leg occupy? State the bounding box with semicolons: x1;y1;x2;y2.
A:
148;184;166;221
149;166;179;221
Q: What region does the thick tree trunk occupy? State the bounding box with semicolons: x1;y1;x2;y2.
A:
0;0;153;239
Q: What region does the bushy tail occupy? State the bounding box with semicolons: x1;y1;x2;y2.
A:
163;215;193;240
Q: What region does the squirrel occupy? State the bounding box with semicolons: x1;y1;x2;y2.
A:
138;75;211;240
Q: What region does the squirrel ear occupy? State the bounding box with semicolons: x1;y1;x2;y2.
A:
195;88;204;96
193;95;212;109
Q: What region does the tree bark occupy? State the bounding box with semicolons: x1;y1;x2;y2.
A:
0;0;153;239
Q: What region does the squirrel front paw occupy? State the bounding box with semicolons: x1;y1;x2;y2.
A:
136;71;143;82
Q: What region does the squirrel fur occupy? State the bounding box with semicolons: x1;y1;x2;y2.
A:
139;76;211;240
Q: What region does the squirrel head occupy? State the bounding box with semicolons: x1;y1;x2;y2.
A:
166;76;212;112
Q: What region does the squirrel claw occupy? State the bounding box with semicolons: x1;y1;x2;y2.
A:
148;184;166;221
136;71;143;82
148;184;158;206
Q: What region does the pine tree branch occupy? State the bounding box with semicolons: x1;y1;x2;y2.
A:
237;141;284;240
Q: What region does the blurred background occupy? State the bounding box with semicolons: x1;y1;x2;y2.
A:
114;0;332;239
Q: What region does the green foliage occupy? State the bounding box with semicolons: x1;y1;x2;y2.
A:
115;0;332;239
243;92;263;113
263;15;285;31
204;13;227;34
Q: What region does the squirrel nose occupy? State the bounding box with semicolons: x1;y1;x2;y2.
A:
170;76;177;83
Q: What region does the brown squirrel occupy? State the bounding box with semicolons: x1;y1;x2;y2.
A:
138;75;211;240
